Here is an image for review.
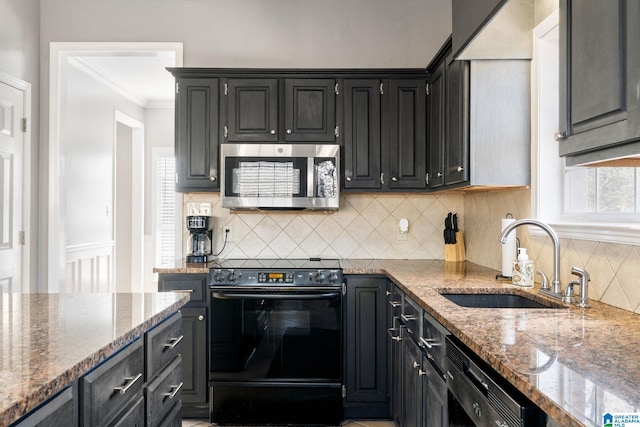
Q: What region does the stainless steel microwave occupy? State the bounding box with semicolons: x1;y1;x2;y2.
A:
220;143;340;210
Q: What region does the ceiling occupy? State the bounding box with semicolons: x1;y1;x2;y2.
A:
69;51;177;108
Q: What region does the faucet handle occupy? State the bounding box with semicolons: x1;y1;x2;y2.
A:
536;270;550;290
562;281;579;304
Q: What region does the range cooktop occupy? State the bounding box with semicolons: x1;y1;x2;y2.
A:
209;258;342;286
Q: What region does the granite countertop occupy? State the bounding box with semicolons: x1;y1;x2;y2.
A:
156;259;639;426
0;292;190;426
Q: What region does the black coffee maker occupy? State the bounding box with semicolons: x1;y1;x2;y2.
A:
186;215;213;263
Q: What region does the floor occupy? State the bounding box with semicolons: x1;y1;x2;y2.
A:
182;420;396;427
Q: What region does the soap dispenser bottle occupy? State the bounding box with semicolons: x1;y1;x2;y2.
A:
512;248;534;287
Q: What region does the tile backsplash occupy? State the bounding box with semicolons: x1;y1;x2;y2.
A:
465;189;640;314
183;193;464;260
184;188;640;314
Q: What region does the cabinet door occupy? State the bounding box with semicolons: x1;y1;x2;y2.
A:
175;78;219;191
401;330;424;427
224;79;278;142
559;0;640;158
343;276;388;417
179;306;208;409
444;54;470;185
424;359;448;427
386;79;427;189
284;79;336;142
343;80;382;190
427;60;446;189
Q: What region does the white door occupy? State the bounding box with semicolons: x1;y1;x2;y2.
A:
0;81;24;293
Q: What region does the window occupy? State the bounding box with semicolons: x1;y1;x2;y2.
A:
532;11;640;244
153;148;178;267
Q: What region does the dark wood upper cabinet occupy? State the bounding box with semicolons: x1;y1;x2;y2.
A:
385;79;427;190
223;77;336;143
426;38;470;190
175;77;219;191
427;59;446;189
225;78;278;142
343;79;382;190
444;53;470;186
284;79;337;142
559;0;640;165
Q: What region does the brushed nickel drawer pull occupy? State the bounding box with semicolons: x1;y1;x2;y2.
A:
164;382;184;400
114;373;142;395
163;335;184;350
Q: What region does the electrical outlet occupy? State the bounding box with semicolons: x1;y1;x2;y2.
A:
224;226;233;242
397;231;408;241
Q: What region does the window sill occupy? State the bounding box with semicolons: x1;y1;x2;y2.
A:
529;221;640;245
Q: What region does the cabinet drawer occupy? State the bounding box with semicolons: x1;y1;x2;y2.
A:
421;311;448;373
14;387;75;427
111;396;144;427
158;400;182;427
158;274;207;304
402;295;421;340
145;312;183;380
80;339;144;426
145;356;183;427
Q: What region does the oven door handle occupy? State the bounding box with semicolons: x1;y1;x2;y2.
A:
212;291;341;300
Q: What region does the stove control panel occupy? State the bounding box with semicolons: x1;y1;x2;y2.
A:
210;268;342;286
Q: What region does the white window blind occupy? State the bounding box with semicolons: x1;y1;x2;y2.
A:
155;152;176;267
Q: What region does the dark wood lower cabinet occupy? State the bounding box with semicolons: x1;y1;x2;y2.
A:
343;275;389;419
402;328;424;427
13;387;76;427
158;274;209;418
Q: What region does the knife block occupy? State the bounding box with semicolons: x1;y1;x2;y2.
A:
444;231;466;262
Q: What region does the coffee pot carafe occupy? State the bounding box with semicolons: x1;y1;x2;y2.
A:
186;215;213;263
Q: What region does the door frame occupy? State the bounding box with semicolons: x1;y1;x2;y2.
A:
47;42;183;291
114;110;145;292
0;71;32;292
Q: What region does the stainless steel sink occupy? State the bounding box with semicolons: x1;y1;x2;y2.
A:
439;292;565;309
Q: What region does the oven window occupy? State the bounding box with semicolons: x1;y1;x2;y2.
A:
210;293;342;382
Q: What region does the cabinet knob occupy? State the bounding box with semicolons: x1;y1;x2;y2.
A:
391;176;398;182
457;166;464;172
437;172;443;177
286;129;292;135
270;129;276;135
554;131;567;141
210;176;217;182
345;176;352;182
198;315;205;321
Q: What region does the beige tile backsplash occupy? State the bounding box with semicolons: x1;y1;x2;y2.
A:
184;188;640;313
183;193;463;260
464;188;640;314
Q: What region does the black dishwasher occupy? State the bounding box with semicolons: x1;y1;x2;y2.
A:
446;336;546;427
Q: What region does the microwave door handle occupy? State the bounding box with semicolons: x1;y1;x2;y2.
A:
307;157;314;197
212;291;341;300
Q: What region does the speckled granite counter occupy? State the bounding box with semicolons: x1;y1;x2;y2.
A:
0;292;189;426
155;259;640;427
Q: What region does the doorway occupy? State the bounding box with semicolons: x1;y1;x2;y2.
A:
48;42;182;292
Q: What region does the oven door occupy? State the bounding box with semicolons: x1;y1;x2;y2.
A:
209;286;343;424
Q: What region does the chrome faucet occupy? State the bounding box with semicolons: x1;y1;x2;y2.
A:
498;219;562;296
